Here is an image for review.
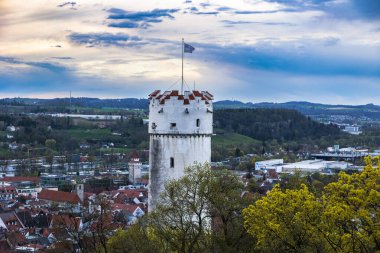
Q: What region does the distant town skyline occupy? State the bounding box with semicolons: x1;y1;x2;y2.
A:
0;0;379;104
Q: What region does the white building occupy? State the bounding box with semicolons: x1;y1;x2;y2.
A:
255;159;284;173
282;160;350;173
148;90;213;210
343;126;362;135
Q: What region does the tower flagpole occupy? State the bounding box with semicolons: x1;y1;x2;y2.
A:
181;38;184;95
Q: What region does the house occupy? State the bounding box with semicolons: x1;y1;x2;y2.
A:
111;189;147;205
111;203;145;225
6;125;16;132
50;214;83;232
0;211;25;231
38;189;81;212
8;143;19;151
0;186;17;201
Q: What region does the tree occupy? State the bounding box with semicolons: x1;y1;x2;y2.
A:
45;138;56;173
243;185;325;252
45;138;57;150
107;221;160;253
49;195;114;253
320;156;380;252
107;164;255;253
208;169;257;253
148;164;213;253
243;156;380;253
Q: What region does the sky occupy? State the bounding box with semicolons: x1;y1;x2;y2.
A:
0;0;379;104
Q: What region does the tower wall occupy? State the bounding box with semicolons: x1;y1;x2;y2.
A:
148;90;213;211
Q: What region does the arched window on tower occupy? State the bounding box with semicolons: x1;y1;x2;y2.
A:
170;157;174;168
196;119;200;127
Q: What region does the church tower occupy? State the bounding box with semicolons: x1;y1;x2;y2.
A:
148;90;213;210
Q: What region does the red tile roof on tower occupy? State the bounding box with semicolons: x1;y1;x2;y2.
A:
130;151;139;160
149;90;213;105
38;189;80;204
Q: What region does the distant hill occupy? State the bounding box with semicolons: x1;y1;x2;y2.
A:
214;108;343;142
1;97;149;110
214;101;380;122
2;97;380;122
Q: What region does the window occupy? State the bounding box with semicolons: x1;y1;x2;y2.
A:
170;123;176;129
170;157;174;168
196;119;200;127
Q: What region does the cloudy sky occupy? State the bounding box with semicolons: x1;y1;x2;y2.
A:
0;0;379;104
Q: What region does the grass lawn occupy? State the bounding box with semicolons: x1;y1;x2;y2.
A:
61;128;113;140
212;132;259;147
99;147;134;154
0;148;11;159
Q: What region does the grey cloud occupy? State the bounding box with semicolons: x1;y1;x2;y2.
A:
57;2;76;8
68;32;143;47
0;56;68;73
107;8;179;29
51;57;73;60
222;20;295;26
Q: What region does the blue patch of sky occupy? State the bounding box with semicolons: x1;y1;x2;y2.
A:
261;0;380;19
193;42;380;78
199;3;210;7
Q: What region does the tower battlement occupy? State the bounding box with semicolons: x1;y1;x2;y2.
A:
149;90;213;105
148;90;213;135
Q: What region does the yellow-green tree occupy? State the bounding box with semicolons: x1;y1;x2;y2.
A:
321;156;380;252
243;184;325;252
107;222;161;253
244;156;380;252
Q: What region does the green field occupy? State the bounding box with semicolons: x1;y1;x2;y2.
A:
0;148;11;158
100;147;134;154
212;133;259;147
60;128;114;140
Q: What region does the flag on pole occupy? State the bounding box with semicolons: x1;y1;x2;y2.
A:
184;43;195;53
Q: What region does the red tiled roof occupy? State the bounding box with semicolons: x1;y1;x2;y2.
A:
39;189;80;204
149;90;213;105
0;177;40;184
169;90;179;96
112;189;147;199
130;150;139;160
0;186;16;192
51;214;81;231
111;203;141;214
148;90;161;98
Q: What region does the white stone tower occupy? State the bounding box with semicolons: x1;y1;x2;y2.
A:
148;90;213;210
128;151;142;184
